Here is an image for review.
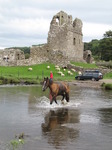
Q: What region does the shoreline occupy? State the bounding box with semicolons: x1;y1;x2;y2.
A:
68;79;112;88
0;79;112;89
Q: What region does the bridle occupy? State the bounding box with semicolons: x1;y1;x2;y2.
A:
42;78;49;91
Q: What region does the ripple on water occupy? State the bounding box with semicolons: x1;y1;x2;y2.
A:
35;96;81;109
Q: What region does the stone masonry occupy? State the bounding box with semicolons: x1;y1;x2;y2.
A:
47;11;84;61
30;11;84;67
0;49;25;66
0;11;88;67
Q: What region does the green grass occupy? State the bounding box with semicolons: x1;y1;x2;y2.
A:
0;62;112;84
104;71;112;79
0;63;77;84
105;84;112;90
71;62;98;69
101;83;112;90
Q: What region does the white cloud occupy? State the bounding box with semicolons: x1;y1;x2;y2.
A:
7;18;49;35
0;0;112;47
83;22;112;42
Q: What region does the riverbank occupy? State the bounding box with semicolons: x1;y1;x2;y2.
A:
69;79;112;89
0;79;112;89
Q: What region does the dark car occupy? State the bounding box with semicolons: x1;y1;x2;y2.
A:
75;70;103;81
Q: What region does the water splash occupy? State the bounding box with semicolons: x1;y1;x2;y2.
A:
35;96;81;109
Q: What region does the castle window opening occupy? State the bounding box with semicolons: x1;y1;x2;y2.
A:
56;17;59;24
73;38;76;45
17;54;20;60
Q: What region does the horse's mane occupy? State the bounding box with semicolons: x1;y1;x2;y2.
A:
46;77;69;88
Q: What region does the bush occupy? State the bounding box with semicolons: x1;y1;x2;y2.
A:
0;80;3;85
105;84;112;90
101;82;112;90
96;61;112;69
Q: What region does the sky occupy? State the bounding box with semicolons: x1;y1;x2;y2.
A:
0;0;112;49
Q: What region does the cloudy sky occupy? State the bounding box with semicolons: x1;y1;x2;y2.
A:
0;0;112;49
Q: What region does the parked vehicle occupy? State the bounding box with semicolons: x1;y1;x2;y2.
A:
75;70;103;81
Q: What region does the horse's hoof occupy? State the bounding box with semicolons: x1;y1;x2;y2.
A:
61;101;65;105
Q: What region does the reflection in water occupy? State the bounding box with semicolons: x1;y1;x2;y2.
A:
1;85;112;150
98;108;112;124
41;108;79;148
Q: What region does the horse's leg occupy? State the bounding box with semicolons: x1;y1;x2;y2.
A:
50;95;58;105
53;96;58;104
65;93;69;102
54;98;58;104
61;94;65;101
50;97;53;105
53;95;58;104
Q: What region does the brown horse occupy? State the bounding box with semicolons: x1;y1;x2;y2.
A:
42;77;70;105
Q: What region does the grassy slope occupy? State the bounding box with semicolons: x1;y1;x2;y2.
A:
71;62;98;68
103;72;112;79
0;62;112;84
71;61;112;79
0;63;77;83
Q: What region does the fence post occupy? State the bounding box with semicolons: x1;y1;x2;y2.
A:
1;70;2;77
42;70;44;79
18;70;19;78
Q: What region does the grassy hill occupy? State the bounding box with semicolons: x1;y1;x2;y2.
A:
0;63;77;84
0;62;112;85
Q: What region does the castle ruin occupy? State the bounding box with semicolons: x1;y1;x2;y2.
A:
30;11;84;67
0;11;87;67
47;11;83;61
0;49;25;66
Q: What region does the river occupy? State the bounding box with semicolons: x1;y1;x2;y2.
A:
0;84;112;150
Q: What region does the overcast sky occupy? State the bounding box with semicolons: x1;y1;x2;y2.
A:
0;0;112;49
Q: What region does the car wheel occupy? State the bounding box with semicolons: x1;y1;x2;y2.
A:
92;78;95;81
96;79;99;81
78;77;80;80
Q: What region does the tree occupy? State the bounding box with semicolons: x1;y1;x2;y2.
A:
7;47;30;54
84;39;100;57
25;53;30;59
103;30;112;38
84;30;112;61
99;38;112;61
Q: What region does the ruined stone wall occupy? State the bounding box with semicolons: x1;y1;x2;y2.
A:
30;44;49;65
0;11;86;67
0;51;3;64
30;43;70;67
48;50;70;67
83;50;93;63
0;49;25;66
48;24;68;54
24;11;84;67
47;11;84;62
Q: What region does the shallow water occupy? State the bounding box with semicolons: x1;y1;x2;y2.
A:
0;84;112;150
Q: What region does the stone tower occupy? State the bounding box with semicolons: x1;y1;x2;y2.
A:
47;11;84;61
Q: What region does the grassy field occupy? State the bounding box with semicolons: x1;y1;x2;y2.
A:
71;61;98;68
103;72;112;79
0;63;77;84
101;82;112;90
0;62;112;85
